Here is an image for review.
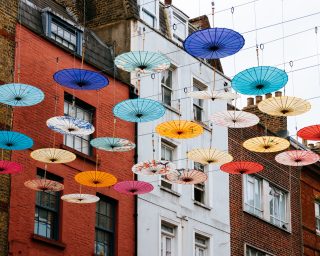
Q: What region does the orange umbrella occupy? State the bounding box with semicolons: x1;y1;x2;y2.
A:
74;171;117;187
156;120;203;139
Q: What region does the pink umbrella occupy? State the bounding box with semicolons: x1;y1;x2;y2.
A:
0;160;22;174
275;150;319;166
166;169;207;185
113;181;154;195
24;179;64;191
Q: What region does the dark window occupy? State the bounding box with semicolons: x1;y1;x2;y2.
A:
161;70;173;106
34;170;62;240
194;163;205;204
95;196;116;256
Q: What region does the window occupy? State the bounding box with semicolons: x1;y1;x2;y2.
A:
161;222;176;256
192;79;206;122
64;94;94;155
34;170;61;240
173;12;187;42
246;245;270;256
161;142;175;189
95;197;116;256
140;0;157;28
195;234;209;256
315;201;320;234
161;70;173;106
244;175;263;217
269;185;288;228
194;163;205;204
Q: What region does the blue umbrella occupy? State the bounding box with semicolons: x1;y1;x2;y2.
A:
113;98;165;122
0;131;33;150
53;68;109;90
232;66;288;95
183;28;245;59
90;137;135;152
0;83;44;107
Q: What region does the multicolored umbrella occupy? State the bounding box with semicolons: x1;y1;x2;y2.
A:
90;137;135;152
275;150;319;166
166;169;207;185
243;136;290;153
30;148;76;163
74;171;117;187
24;179;64;191
61;193;100;204
132;160;175;176
187;148;233;165
0;131;33;150
187;90;239;101
297;125;320;141
156;120;203;139
46;116;95;136
0;83;44;107
258;96;311;116
0;160;23;174
232;66;288;95
115;51;171;73
220;161;264;174
53;68;109;90
210;111;259;128
183;28;245;59
113;180;154;195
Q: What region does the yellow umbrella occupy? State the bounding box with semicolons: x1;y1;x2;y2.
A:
187;148;233;165
31;148;76;164
156;120;203;139
243;136;290;153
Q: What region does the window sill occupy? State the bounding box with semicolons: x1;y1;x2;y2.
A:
159;185;181;197
163;104;181;116
31;234;66;250
60;144;99;165
194;201;212;210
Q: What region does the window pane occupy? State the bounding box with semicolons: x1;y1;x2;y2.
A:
245;175;262;217
166;237;172;256
162;87;172;106
142;9;155;27
161;71;172;88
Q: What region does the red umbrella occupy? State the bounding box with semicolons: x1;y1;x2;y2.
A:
0;160;22;174
297;125;320;141
220;161;264;174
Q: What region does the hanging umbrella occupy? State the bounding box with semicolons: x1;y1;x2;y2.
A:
61;193;100;204
53;68;109;90
187;90;239;101
220;161;264;174
232;66;288;95
183;28;245;59
30;148;76;163
0;131;33;150
156;120;203;139
275;150;319;166
113;98;165;122
258;96;311;116
24;179;64;191
113;180;154;195
243;136;290;153
46;116;95;136
90;137;135;152
0;83;44;107
0;160;23;174
187;148;233;165
210;111;259;128
132;160;175;176
115;51;171;73
166;168;207;185
74;171;117;187
297;125;320;141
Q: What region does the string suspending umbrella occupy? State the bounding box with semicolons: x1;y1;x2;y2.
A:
232;66;288;95
61;193;100;204
183;28;245;59
46;116;95;136
297;125;320;141
258;96;311;117
113;181;154;195
275;150;319;166
187;148;233;165
53;68;109;90
210;111;260;128
243;136;290;153
90;137;135;152
74;171;117;187
0;160;23;174
220;161;264;174
166;169;207;185
156;120;203;139
24;179;64;192
0;83;44;107
0;131;33;150
187;90;239;101
113;98;165;122
30;148;76;163
132;160;175;176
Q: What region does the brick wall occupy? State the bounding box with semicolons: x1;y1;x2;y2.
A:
0;1;18;255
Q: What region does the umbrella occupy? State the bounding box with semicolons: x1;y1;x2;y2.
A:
113;180;154;195
166;168;207;185
132;160;175;176
74;171;117;187
243;136;290;153
275;150;319;166
0;160;23;174
220;161;264;174
297;125;320;141
30;148;76;163
61;193;100;204
156;120;203;139
210;111;259;128
24;179;64;191
0;131;33;150
187;90;239;101
187;148;233;165
90;137;135;152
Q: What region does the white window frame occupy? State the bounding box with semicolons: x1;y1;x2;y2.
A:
160;140;176;191
245;244;274;256
161;221;176;256
315;201;320;235
139;0;158;28
269;185;288;229
193;162;206;204
244;175;263;217
172;11;188;43
161;69;174;107
192;78;207;123
194;233;209;256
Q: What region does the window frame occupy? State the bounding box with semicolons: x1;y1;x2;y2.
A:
172;11;188;43
194;233;209;256
161;222;176;256
192;78;206;123
161;69;173;107
245;244;274;256
315;201;320;235
269;185;288;229
160;141;176;190
193;162;206;204
244;175;263;217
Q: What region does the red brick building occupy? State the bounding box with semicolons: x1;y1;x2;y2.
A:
229;94;303;256
8;0;135;255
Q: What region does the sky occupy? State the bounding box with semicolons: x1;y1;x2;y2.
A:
172;0;320;139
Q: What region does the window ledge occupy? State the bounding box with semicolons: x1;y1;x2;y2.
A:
31;234;66;250
194;201;212;210
60;144;98;165
159;185;181;197
163;104;181;116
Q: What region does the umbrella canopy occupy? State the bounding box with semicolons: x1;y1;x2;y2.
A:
297;125;320;141
61;193;100;204
46;116;95;136
258;96;311;117
0;160;23;174
156;120;203;139
210;111;259;128
183;28;245;59
132;160;175;176
113;98;165;122
30;148;76;163
187;90;239;101
115;51;170;73
113;180;154;195
232;66;288;95
166;169;207;185
243;136;290;153
53;68;109;90
0;131;33;150
187;148;233;165
275;150;319;166
24;179;64;191
74;171;117;187
0;83;44;107
220;161;264;174
90;137;135;152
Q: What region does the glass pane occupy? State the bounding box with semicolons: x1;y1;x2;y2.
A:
166;237;172;256
161;71;172;88
161;179;172;190
162;87;172;106
142;10;155;28
51;23;57;33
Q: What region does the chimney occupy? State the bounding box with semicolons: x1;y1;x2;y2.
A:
243;92;287;134
189;15;211;29
165;0;172;6
275;91;282;97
